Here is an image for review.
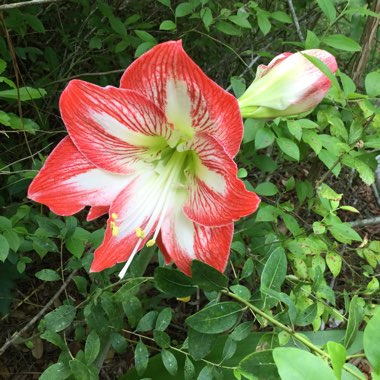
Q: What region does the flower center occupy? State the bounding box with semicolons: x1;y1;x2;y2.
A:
118;145;196;278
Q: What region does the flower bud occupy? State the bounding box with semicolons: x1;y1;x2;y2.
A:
238;49;338;119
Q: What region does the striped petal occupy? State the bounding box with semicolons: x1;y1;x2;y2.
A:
60;80;172;174
183;133;260;227
120;40;243;158
87;206;109;221
90;169;180;272
28;137;131;216
160;210;233;275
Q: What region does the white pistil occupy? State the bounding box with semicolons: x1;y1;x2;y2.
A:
118;152;186;279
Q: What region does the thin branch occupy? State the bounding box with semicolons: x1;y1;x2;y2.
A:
349;216;380;228
0;0;61;11
0;269;77;357
46;69;126;86
287;0;304;41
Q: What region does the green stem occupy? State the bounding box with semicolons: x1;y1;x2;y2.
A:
222;289;363;380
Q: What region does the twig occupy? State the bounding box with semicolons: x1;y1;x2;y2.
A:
46;69;126;86
0;0;61;11
287;0;304;41
0;269;78;357
349;216;380;228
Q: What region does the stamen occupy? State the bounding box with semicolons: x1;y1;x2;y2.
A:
146;239;156;247
135;227;146;239
112;212;118;220
111;225;119;237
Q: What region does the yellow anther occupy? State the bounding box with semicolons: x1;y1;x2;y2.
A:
177;296;191;303
111;225;119;237
110;221;115;228
135;227;146;239
146;239;156;247
111;212;118;220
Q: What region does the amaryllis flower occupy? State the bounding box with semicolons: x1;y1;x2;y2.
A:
28;41;260;277
238;49;338;119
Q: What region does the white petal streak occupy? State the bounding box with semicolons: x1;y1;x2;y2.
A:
67;168;132;204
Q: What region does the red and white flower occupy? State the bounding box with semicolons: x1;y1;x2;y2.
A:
28;41;260;277
238;49;338;119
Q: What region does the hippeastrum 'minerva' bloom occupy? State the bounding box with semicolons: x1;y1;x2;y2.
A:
28;41;260;278
238;49;338;119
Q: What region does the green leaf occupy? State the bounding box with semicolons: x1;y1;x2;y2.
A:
327;341;346;380
305;30;320;49
342;155;374;185
222;336;237;361
326;252;342;277
239;350;278;379
0;235;10;262
270;11;292;23
3;229;20;252
230;321;253;342
254;182;278;196
154;267;196;297
35;269;61;282
136;311;158;332
0;87;46;101
155;308;172;331
273;347;336;380
318;183;342;201
153;330;170;348
323;34;361;52
161;349;178;376
135;340;149;376
256;204;278;222
302;129;322;154
317;0;336;23
295;303;318;326
198;365;213;379
365;71;380;97
200;7;213;29
191;260;228;292
85;330;100;365
44;305;76;332
159;20;176;31
229;15;251;29
287;120;302;141
216;21;241;36
230;285;251;301
276;137;300;161
344;296;365;348
135;41;156;58
255;127;275;150
364;310;380;372
188;328;217;360
257;11;271;35
175;2;193;17
184;356;195;380
328;223;361;244
39;362;71;380
69;359;96;380
186;302;242;334
261;248;287;291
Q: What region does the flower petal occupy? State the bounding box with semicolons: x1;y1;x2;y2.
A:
120;40;243;158
87;206;109;221
238;49;338;118
90;170;170;272
160;210;233;275
60;80;172;174
183;133;260;227
28;137;131;216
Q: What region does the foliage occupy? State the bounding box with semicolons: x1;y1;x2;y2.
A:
1;0;380;379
